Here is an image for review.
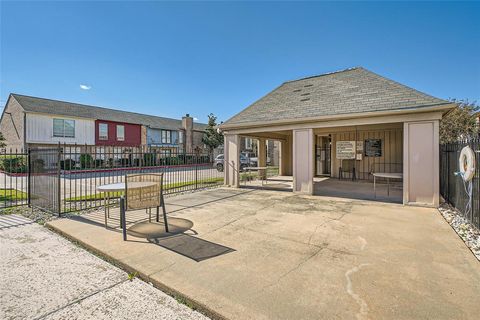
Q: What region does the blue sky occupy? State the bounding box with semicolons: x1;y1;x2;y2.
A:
1;1;479;124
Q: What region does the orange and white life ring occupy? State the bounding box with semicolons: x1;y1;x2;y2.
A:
459;146;475;182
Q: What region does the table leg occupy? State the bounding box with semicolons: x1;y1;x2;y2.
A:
374;176;376;198
107;192;110;218
387;178;390;196
104;193;107;228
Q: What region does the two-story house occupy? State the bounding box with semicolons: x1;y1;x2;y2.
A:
0;94;207;153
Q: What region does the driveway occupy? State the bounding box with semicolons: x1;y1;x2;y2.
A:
0;214;208;320
47;188;480;320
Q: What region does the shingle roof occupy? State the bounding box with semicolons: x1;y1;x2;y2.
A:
11;94;207;131
222;67;450;127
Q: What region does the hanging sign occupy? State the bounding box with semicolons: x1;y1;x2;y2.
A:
336;141;356;159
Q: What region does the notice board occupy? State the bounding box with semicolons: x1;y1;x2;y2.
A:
336;141;356;159
365;139;382;157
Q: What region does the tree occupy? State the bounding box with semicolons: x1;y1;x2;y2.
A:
202;113;223;155
0;132;6;149
440;100;479;144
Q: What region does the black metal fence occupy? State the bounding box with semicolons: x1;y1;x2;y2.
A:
440;139;480;229
0;149;28;209
1;144;224;214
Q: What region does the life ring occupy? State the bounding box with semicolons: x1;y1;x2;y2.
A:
459;146;475;182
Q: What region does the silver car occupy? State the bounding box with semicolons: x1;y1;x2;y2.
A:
214;154;250;172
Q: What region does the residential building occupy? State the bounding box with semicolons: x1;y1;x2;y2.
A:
0;94;207;152
220;67;456;207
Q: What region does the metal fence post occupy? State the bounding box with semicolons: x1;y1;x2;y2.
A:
57;143;62;216
27;148;31;207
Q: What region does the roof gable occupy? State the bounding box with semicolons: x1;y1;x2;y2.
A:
222;67;450;127
10;94;207;131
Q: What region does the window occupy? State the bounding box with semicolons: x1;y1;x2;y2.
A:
53;119;75;137
161;130;171;144
116;125;125;141
245;138;252;150
179;131;184;144
98;123;108;140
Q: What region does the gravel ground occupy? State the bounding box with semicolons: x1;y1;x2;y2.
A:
438;203;480;261
0;212;209;320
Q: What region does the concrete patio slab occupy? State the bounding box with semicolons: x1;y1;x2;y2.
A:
47;188;480;320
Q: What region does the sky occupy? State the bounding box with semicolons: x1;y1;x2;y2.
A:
1;1;479;124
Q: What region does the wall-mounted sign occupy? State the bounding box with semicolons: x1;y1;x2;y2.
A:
356;141;364;153
336;141;356;159
365;139;382;157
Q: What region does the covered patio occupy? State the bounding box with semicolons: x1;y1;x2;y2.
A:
47;187;480;319
221;67;455;207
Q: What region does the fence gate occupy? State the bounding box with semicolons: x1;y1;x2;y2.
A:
29;148;61;214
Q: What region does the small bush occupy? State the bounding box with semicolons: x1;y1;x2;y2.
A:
0;156;27;173
94;159;104;168
143;153;156;166
79;153;93;169
60;159;75;170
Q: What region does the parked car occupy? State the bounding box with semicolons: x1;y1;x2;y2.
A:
215;154;250;172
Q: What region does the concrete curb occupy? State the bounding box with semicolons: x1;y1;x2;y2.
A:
45;222;228;320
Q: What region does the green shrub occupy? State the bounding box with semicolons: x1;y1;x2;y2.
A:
143;153;156;166
60;159;75;170
79;153;93;169
0;156;27;173
94;159;104;168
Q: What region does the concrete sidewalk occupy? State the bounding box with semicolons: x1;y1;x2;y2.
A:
0;214;208;320
47;188;480;320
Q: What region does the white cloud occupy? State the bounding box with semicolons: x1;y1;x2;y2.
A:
193;117;199;121
79;84;91;90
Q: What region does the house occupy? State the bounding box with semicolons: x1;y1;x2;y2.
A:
220;67;456;207
0;94;207;153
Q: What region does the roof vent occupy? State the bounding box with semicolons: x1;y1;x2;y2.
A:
300;93;310;96
300;98;310;102
293;89;301;93
304;84;313;88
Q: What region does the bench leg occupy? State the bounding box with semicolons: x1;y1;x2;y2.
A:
120;196;127;241
161;193;169;233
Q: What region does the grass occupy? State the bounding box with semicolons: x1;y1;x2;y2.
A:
240;166;279;182
64;177;224;202
0;188;28;202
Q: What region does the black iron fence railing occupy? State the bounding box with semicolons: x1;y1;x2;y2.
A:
0;149;28;209
440;139;480;230
1;144;224;214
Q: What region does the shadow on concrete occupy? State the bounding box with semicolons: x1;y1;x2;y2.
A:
148;234;235;262
313;178;402;204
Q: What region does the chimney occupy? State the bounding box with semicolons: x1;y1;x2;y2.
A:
182;113;193;152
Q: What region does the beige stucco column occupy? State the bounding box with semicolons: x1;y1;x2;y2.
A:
293;128;314;194
258;138;267;179
279;134;293;176
224;134;240;187
403;120;439;207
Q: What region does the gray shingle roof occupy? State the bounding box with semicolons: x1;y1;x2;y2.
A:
223;67;450;127
11;94;207;131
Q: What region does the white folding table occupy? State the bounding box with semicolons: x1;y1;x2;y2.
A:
372;172;403;198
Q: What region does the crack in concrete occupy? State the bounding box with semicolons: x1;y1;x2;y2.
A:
33;278;129;320
345;263;370;320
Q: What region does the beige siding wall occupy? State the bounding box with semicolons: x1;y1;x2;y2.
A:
315;123;403;179
0;96;25;150
26;113;95;145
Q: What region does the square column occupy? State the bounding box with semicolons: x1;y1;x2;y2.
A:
258;138;267;179
293;128;314;194
279;134;292;176
224;134;240;187
403;120;439;207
